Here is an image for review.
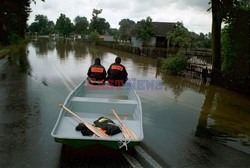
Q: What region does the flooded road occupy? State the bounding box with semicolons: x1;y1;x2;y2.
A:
0;39;250;167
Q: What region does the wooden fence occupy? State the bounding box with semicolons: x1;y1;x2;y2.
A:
97;41;250;94
211;70;250;94
97;41;212;58
97;41;179;58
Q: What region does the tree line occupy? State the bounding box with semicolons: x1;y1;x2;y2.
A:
28;9;212;49
28;9;111;37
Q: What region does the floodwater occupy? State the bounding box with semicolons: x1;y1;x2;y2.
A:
0;38;249;167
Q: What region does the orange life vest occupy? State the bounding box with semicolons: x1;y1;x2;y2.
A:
91;67;104;73
111;65;123;71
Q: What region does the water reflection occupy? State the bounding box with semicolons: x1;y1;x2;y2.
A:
88;46;107;64
162;75;186;100
9;45;31;74
55;40;74;60
160;70;250;148
0;44;42;166
73;42;88;60
31;38;55;56
196;85;250;147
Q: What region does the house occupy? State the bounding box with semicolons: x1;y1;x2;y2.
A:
131;22;176;48
99;35;115;42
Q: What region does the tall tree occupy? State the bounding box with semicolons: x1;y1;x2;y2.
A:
55;14;73;36
210;0;246;71
118;19;135;41
211;0;223;71
89;9;110;34
89;9;102;33
73;16;89;35
29;22;40;34
134;17;154;46
198;32;212;48
210;0;249;80
221;1;249;74
186;32;212;49
0;0;44;45
108;28;119;40
29;14;54;35
47;21;55;34
167;21;192;49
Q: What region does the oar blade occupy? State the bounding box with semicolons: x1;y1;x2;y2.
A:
84;122;110;139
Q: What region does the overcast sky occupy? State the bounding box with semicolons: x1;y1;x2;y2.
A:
29;0;212;34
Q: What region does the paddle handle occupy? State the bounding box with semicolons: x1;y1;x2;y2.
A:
112;109;124;125
111;110;130;139
60;104;86;124
112;109;138;140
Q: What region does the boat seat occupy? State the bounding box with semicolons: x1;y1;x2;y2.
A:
71;97;137;105
70;97;137;115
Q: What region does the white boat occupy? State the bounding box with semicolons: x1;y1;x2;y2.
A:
51;80;144;149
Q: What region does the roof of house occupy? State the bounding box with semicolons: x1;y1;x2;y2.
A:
152;22;176;37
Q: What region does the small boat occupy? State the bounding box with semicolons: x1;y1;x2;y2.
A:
51;80;144;149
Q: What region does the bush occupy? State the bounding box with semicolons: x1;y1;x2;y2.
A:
162;50;188;76
89;31;100;43
8;33;22;45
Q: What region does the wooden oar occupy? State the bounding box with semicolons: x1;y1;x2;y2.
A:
59;104;110;139
111;109;138;140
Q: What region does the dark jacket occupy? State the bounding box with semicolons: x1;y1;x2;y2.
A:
107;63;128;86
87;63;106;81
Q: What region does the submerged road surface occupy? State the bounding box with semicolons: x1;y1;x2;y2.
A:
0;39;250;167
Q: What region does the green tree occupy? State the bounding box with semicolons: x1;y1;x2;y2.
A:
35;15;48;34
108;28;119;40
73;16;89;35
189;32;199;48
167;21;192;49
92;18;110;35
92;9;102;18
221;2;249;74
47;21;55;34
89;31;100;43
118;19;135;41
28;22;40;34
209;0;249;80
209;0;248;71
0;0;44;45
89;9;110;34
199;32;212;48
28;14;54;35
163;50;188;76
55;14;73;36
187;32;212;49
211;0;223;71
134;17;154;46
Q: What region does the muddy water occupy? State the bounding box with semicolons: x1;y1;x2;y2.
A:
0;38;249;167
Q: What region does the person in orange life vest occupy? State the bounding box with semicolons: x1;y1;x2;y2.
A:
107;57;128;86
87;58;106;84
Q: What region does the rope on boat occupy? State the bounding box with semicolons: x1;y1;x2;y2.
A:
118;139;130;151
114;123;131;150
